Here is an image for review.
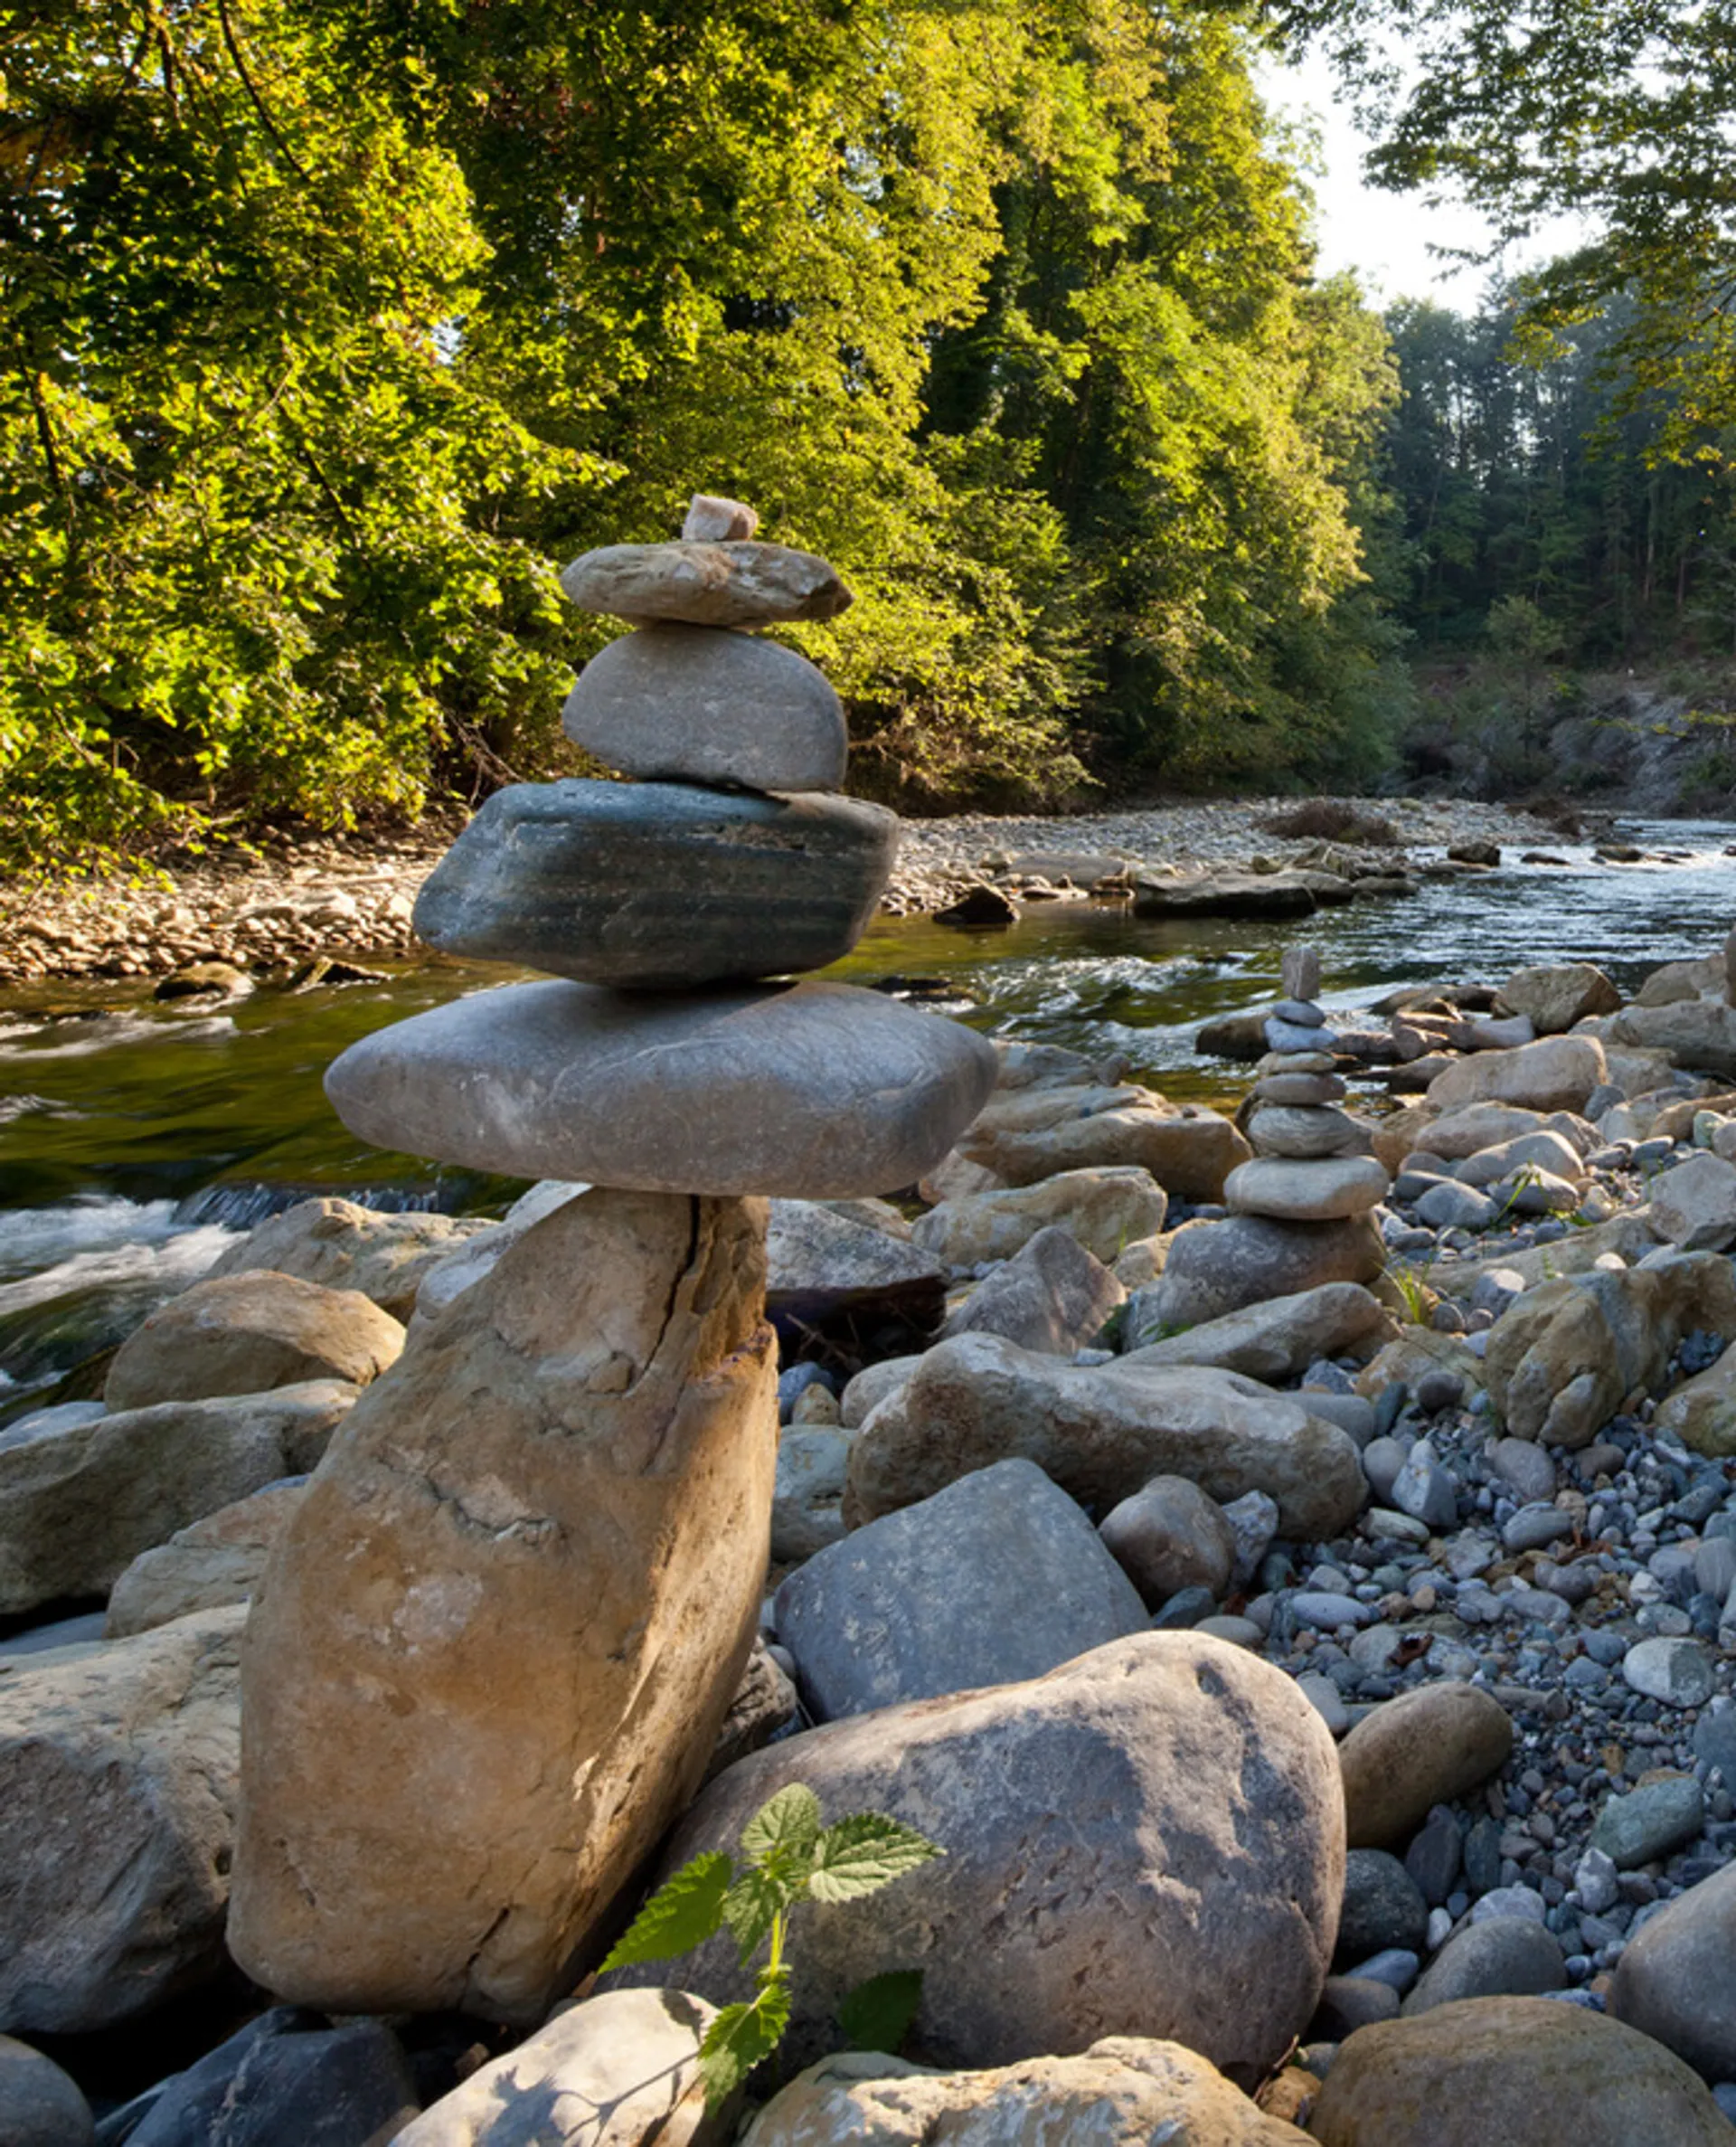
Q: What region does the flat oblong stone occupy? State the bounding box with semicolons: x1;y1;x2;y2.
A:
325;979;999;1198
412;780;895;988
563;626;847;791
561;541;853;627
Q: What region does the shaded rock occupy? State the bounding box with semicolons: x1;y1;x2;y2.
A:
936;883;1018;926
1338;1683;1514;1849
845;1334;1366;1540
1307;1996;1732;2146
412;781;895;988
612;1632;1344;2084
1425;1036;1609;1115
1223;1155;1389;1222
1495;963;1622;1034
1130;1214;1383;1329
910;1167;1167;1267
124;2007;418;2147
769;1426;849;1565
1099;1474;1236;1606
325;978;998;1199
1647;1149;1736;1251
1609;1861;1736;2082
740;2040;1310;2146
1336;1849;1429;1965
0;1384;354;1618
204;1199;491;1323
1590;1776;1705;1868
1624;1637;1715;1707
765;1201;946;1352
774;1459;1146;1719
1123;1282;1396;1376
104;1272;402;1413
105;1478;307;1637
1655;1339;1736;1455
1402;1919;1565;2013
706;1639;799;1785
0;2037;93;2147
228;1189;778;2026
939;1226;1124;1355
1133;871;1322;920
839;1356;920;1429
954;1085;1250;1202
1609;998;1736;1080
0;1606;243;2034
562;622;846;791
561;539;853;627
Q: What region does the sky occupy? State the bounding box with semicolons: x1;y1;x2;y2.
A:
1259;45;1591;311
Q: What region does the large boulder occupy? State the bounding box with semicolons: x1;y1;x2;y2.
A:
1609;1860;1736;2082
765;1200;947;1349
773;1459;1147;1719
612;1632;1344;2084
203;1199;492;1322
911;1167;1167;1266
560;538;853;628
1423;1036;1609;1115
1126;1215;1383;1331
1646;1151;1736;1251
1482;1253;1736;1448
741;2041;1310;2145
104;1272;402;1413
1123;1281;1395;1373
0;1384;354;1618
953;1084;1250;1202
1609;998;1736;1079
0;1607;244;2034
1419;1102;1598;1162
120;2007;419;2147
1495;963;1622;1033
844;1333;1365;1545
1307;1996;1732;2146
939;1226;1124;1355
228;1188;778;2026
104;1480;307;1638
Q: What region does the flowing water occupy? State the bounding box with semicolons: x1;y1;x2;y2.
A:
3;817;1734;1413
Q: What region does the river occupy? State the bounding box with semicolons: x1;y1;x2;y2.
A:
3;817;1733;1415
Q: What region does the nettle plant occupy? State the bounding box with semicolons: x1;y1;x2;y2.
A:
599;1783;943;2107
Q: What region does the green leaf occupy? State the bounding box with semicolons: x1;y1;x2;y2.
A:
722;1867;789;1965
597;1852;731;1973
837;1968;925;2053
741;1783;823;1868
697;1969;792;2110
807;1813;943;1904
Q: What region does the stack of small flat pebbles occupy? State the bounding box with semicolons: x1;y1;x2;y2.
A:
325;496;997;1197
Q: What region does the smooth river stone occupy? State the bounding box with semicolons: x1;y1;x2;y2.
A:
1249;1102;1369;1159
1224;1154;1391;1222
412;780;894;988
325;979;999;1198
563;625;846;791
561;540;853;627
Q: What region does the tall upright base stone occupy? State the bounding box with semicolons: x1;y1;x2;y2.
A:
227;1187;778;2022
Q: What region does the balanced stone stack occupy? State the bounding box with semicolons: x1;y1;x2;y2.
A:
228;497;997;2026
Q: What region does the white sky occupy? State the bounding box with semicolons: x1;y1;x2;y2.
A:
1260;45;1593;311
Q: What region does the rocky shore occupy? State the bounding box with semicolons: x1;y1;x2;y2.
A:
0;795;1569;986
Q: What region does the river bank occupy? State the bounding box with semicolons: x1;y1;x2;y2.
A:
0;795;1578;988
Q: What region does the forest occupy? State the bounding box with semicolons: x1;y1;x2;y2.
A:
5;0;1736;860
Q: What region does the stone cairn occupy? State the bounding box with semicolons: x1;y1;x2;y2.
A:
226;496;998;2023
1225;945;1390;1281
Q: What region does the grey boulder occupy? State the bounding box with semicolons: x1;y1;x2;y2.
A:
1609;1861;1736;2081
939;1225;1124;1355
1130;1214;1383;1329
1123;1281;1394;1376
561;539;854;627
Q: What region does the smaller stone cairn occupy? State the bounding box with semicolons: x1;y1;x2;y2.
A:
227;497;997;2026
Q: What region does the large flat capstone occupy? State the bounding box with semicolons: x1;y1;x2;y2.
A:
561;540;853;627
325;979;999;1198
412;780;896;988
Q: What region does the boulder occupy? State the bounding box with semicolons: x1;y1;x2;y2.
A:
1128;1214;1384;1330
0;1606;244;2034
561;539;853;627
0;1383;354;1617
410;1182;585;1328
773;1459;1147;1718
325;979;998;1199
1307;1996;1733;2146
1245;1102;1373;1159
612;1632;1344;2084
1133;871;1323;920
741;2040;1310;2146
765;1201;947;1349
1424;1036;1609;1115
1222;1155;1390;1222
1609;999;1736;1079
1401;1918;1565;2013
121;2008;418;2147
203;1199;491;1322
706;1638;799;1784
844;1334;1366;1540
910;1166;1167;1266
1098;1474;1235;1606
1495;963;1622;1033
1655;1339;1736;1456
1454;1130;1587;1188
953;1084;1250;1201
1123;1282;1395;1373
939;1226;1124;1355
411;781;896;988
104;1272;402;1412
1422;1102;1598;1161
770;1425;849;1564
228;1189;778;2025
1646;1150;1736;1251
104;1479;307;1637
563;621;847;791
1338;1683;1514;1849
1482;1253;1736;1447
394;1988;721;2146
1427;1209;1656;1302
0;2037;93;2147
1609;1861;1736;2081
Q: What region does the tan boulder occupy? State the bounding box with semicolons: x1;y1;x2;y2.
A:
104;1480;307;1638
955;1083;1250;1201
1308;1996;1732;2146
1127;1214;1383;1329
104;1272;403;1412
1495;962;1622;1033
0;1606;245;2033
1635;952;1723;1007
1655;1341;1736;1456
741;2040;1310;2145
844;1334;1366;1540
1647;1149;1736;1251
910;1165;1167;1266
1124;1282;1396;1375
227;1187;778;2024
1609;998;1736;1078
204;1198;492;1320
1424;1036;1609;1115
1338;1683;1514;1849
1353;1332;1485;1405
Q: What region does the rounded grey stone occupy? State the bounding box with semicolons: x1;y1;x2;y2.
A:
1401;1916;1566;2014
562;624;847;791
0;2036;92;2147
325;979;1000;1198
412;780;895;988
